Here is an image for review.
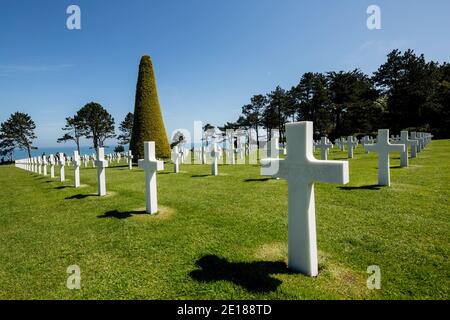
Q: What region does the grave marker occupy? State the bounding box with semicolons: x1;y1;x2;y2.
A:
261;121;349;276
364;129;405;186
138;142;164;214
59;153;65;182
95;148;108;196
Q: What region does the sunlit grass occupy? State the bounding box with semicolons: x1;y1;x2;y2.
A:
0;140;448;299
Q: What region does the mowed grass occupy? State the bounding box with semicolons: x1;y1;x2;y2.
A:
0;140;449;300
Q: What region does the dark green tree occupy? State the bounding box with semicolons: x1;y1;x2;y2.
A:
114;145;125;153
76;102;116;150
373;49;438;132
57;115;84;154
242;94;267;149
0;112;37;158
130;55;171;160
117;112;134;146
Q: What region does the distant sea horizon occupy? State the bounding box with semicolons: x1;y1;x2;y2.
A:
11;145;128;160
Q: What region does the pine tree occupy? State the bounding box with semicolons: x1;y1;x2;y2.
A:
130;55;171;160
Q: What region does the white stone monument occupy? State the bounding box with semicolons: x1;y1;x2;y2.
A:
58;153;65;182
319;137;333;160
361;136;371;154
73;150;81;188
211;142;220;176
261;121;349;276
347;136;358;159
127;150;133;170
138;142;164;214
409;132;420;157
398;131;418;166
49;154;55;178
42;155;48;176
172;146;182;174
364;129;405;186
37;156;42;175
95;148;108;196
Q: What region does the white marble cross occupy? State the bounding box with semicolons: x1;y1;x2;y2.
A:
260;121;349;276
346;136;358;158
201;145;207;164
339;138;346;151
49;154;55;178
127;150;133;170
95;148;109;196
171;146;182;173
227;138;236;165
416;132;425;151
138;142;164;214
364;129;405;186
319;137;333;160
58;153;65;182
73;150;81;188
398;131;418;165
211;142;220;176
37;156;42;175
268;134;280;159
43;156;48;176
411;132;422;156
361;136;371;154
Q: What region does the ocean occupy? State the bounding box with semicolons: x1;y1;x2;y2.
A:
11;145;128;160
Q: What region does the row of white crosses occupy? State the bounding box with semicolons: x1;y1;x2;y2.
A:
363;130;433;186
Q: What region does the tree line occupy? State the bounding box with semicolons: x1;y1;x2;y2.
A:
0;102;133;161
221;49;450;145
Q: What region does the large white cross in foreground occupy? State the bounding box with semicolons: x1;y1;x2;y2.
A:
261;121;349;276
364;129;405;186
138;142;164;214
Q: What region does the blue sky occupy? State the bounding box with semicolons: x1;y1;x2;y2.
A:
1;0;449;148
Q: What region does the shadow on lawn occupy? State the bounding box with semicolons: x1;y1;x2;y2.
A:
244;178;271;182
54;186;71;190
338;184;382;191
97;209;147;219
191;174;210;178
189;255;293;293
65;194;97;200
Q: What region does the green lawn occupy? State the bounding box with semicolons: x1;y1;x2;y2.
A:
0;140;449;300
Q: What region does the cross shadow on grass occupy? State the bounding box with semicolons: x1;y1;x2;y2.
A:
191;174;210;178
338;184;382;191
189;255;293;293
65;193;97;200
244;178;271;182
97;209;147;219
54;186;71;190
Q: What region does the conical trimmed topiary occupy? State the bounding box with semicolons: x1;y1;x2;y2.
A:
130;55;171;160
